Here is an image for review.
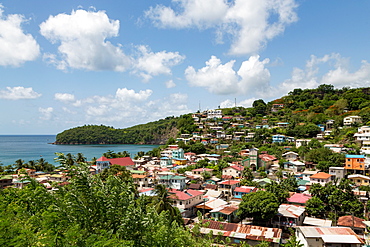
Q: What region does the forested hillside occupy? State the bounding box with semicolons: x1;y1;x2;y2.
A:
55;114;196;145
55;85;370;145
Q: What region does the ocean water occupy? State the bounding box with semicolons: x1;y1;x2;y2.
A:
0;135;159;166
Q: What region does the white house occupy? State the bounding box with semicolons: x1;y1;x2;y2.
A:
282;151;299;161
296;226;364;247
309;172;332;185
158;175;186;190
222;165;244;179
344;116;362;126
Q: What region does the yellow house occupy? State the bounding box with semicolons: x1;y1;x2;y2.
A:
173;158;187;165
348;174;370;186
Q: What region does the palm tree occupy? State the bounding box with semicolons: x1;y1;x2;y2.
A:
76;153;86;163
151;184;183;226
14;159;25;170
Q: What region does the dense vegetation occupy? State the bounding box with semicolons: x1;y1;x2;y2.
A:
55;115;190;145
55;85;370;146
0;165;211;247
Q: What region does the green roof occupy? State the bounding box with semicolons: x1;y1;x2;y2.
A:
159;175;186;180
297;180;310;186
130;170;145;174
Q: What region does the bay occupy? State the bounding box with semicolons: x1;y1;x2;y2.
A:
0;135;159;166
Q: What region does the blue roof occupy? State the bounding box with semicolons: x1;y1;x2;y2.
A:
346;154;365;158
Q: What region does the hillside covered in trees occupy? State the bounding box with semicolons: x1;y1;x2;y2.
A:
55;85;370;145
55;115;196;145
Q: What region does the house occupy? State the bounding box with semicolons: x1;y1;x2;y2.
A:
296;226;364;247
309;172;332;185
354;126;370;142
192;168;214;176
271;103;284;112
301;170;318;181
282;151;299;161
284;160;305;172
273;204;306;229
96;156;135;173
0;175;13;189
218;180;241;199
276;122;289;128
169;189;204;217
233;186;257;199
222;165;244;179
160;157;172;167
158;175;186;190
337;215;366;238
348;174;370;186
259;153;278;169
287;193;312;206
344;115;362;126
207;109;222;119
324;144;346;153
303;217;332;227
210;205;239;222
345;154;366;174
295;139;311;148
253;178;272;187
329;167;346;179
132;174;149;189
272;134;287;143
198;220;282;246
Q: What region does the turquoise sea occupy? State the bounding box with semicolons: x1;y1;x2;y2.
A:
0;135;159;166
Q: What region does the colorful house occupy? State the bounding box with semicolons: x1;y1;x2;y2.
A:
348;174;370;186
345;154;366;174
233;186;257;199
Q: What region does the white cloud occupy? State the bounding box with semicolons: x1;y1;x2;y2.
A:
0;4;40;66
133;45;185;81
273;53;370;97
115;88;152;101
185;55;270;95
0;86;41;100
165;79;176;88
40;9;131;71
146;0;298;55
54;93;75;102
220;98;256;108
52;88;191;127
39;107;53;120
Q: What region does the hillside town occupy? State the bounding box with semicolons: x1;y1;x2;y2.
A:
3;107;370;246
0;108;370;246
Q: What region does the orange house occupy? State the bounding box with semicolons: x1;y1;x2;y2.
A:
345;154;366;172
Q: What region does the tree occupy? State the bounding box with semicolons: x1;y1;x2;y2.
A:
283;228;304;247
150;184;184;226
237;190;279;223
305;197;325;217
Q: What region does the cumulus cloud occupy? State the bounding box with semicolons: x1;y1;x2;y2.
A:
39;107;53;120
271;53;370;97
185;55;270;95
54;93;75;102
0;4;40;66
54;88;190;127
0;86;41;100
165;79;176;88
133;45;185;81
220;98;257;108
40;9;131;71
145;0;298;55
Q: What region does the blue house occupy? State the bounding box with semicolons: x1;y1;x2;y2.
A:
272;134;286;143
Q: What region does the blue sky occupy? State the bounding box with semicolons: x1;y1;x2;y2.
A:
1;0;370;134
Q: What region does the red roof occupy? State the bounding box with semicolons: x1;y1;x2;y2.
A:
97;156;134;167
337;216;366;229
287;193;312;204
310;172;331;180
169;189;204;201
234;186;257;193
259;154;277;161
224;165;244;171
218;180;240;185
192;168;214;172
